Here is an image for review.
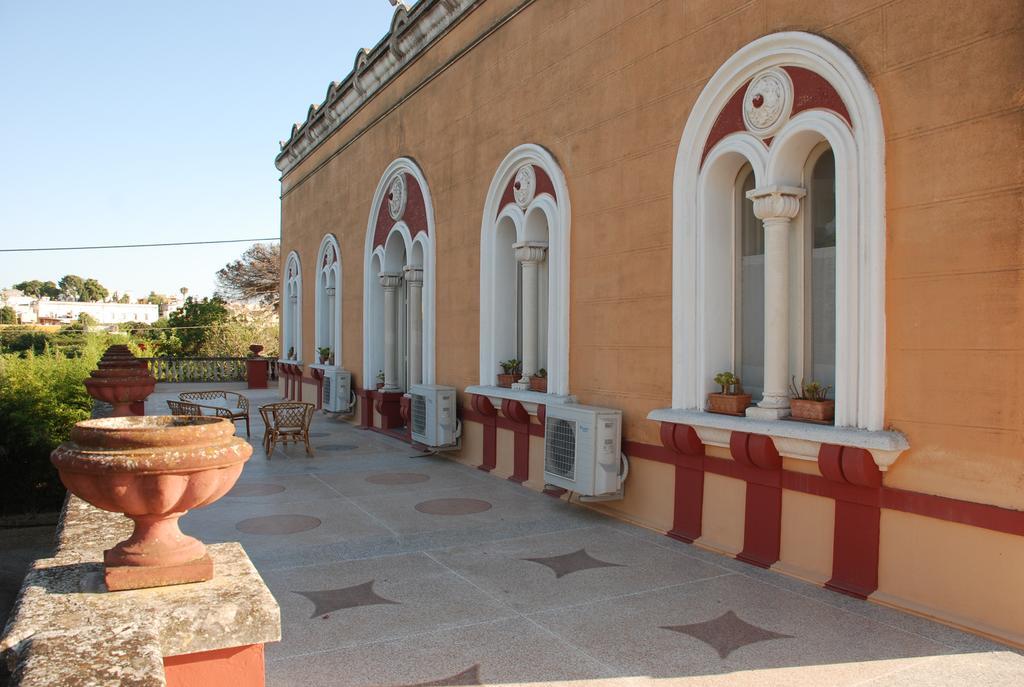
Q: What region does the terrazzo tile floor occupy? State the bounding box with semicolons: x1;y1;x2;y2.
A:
149;384;1024;686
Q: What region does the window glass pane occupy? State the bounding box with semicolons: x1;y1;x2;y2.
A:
810;149;836;392
737;168;763;401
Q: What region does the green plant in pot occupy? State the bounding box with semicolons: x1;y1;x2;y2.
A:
789;377;834;423
318;346;331;365
497;359;521;388
707;371;752;415
529;367;547;393
376;369;385;389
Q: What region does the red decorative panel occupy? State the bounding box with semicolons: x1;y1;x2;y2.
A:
496;165;556;218
372;173;429;249
731;432;783;569
500;399;531;484
660;422;705;544
786;66;851;126
471;395;498;472
700;66;852;167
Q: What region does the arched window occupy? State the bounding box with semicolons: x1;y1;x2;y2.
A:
666;32;886;430
735;165;764;403
363;159;435;392
805;146;836;392
314;234;341;366
478;144;570;396
282;251;302;362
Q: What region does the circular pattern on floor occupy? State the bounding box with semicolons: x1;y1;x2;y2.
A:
414;498;492;515
227;483;287;497
235;514;322;535
319;444;359;452
365;472;430;485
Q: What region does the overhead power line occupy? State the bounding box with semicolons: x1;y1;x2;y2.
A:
0;237;279;253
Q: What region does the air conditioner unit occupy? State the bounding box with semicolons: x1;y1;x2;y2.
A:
544;403;623;497
322;368;353;413
409;384;458;447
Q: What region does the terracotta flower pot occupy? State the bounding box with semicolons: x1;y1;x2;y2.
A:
497;374;516;388
50;416;252;591
790;399;835;422
529;376;547;392
707;393;752;415
249;344;264;356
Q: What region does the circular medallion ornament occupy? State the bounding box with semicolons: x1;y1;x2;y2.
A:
742;68;794;138
387;173;407;221
513;165;536;209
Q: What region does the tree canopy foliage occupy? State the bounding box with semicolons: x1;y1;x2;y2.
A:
13;280;60;298
215;242;280;309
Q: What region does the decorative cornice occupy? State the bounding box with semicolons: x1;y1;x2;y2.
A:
275;0;478;175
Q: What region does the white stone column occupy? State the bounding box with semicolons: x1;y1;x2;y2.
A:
513;241;548;386
378;272;404;392
745;185;805;419
403;265;424;388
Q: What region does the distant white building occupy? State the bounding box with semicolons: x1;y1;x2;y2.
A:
0;290;158;325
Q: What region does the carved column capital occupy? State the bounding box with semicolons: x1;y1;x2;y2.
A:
746;185;805;221
378;272;404;290
402;265;424;286
513;241;548;265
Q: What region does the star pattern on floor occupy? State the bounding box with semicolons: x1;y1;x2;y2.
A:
661;610;793;659
395;665;482;686
521;548;624;578
293;580;399;619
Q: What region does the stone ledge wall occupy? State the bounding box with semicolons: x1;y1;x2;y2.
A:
0;497;280;687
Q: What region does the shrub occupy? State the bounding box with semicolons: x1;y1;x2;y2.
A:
0;340;102;515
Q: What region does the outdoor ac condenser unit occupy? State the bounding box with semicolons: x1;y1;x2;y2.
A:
409;384;458;447
544;403;623;497
322;368;352;413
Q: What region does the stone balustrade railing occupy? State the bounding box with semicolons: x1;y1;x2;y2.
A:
141;357;278;383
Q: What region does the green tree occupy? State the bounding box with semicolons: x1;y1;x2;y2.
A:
167;297;228;355
58;274;86;300
13;280;60;298
82;278;108;302
77;312;99;328
200;309;280;358
146;292;169;305
0;306;17;324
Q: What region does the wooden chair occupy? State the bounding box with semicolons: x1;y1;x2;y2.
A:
178;390;251;436
259;402;315;457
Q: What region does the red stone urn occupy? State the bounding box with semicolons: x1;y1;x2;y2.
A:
51;416;252;591
84;346;156;417
249;344;264;356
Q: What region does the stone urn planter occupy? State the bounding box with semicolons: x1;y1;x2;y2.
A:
84;363;156;417
51;416;252;591
249;344;264;356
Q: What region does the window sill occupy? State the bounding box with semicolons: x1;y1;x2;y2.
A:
277;358;303;365
308;363;341;372
647;407;909;471
465;385;575;416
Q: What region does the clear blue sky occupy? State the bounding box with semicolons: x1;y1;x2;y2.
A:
0;1;395;299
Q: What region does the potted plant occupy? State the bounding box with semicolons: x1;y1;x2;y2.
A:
530;368;547;392
789;377;834;422
318;346;331;365
497;359;521;388
707;371;752;415
376;370;385;390
287;346;295;360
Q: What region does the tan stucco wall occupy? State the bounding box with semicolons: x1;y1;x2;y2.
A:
278;0;1024;642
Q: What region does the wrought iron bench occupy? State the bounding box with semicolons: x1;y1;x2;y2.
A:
178;390;251;436
258;402;315;457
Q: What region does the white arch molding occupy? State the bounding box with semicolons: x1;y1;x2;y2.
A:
479;144;571;396
362;158;436;388
672;31;886;430
314;233;342;364
282;251;302;362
